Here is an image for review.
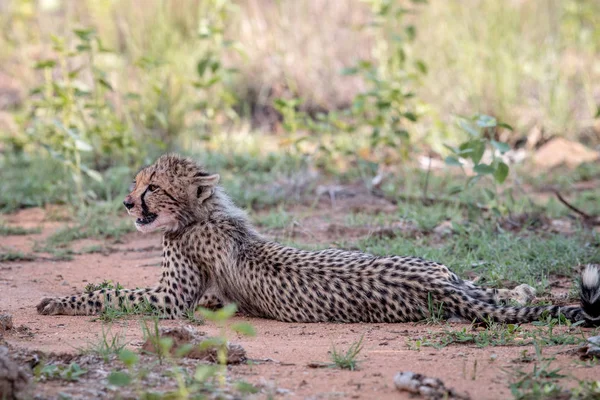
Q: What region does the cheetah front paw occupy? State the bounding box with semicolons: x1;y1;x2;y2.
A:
510;284;537;305
37;298;66;315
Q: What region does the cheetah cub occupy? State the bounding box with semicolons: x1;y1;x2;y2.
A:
37;154;600;326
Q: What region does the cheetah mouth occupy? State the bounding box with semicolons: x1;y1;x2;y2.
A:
136;213;158;226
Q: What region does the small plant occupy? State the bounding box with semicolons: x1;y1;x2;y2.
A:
330;335;364;371
141;316;172;365
184;308;205;326
24;28;137;205
0;249;35;262
0;225;41;236
273;0;427;170
97;299;158;323
444;114;513;215
82;326;127;362
423;292;445;324
35;362;87;382
198;303;256;385
192;0;243;138
84;280;124;294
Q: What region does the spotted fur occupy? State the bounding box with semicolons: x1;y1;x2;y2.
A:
37;154;600;326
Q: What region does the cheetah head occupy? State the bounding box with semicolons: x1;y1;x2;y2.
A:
123;154;220;233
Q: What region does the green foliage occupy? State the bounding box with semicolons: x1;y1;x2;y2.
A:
192;0;243;138
0;224;41;236
22;28;137;205
444;114;512;215
35;363;88;382
84;280;124;294
82;326;127;363
274;0;427;169
198;303;256;385
39;203;134;253
330;335;364;371
0;249;35;262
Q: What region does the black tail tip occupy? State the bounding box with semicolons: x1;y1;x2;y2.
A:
580;264;600;326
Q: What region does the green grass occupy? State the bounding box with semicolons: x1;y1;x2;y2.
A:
40;203;134;252
80;326;128;363
253;208;294;229
0;224;41;236
0;249;35;262
329;335;364;371
410;315;586;350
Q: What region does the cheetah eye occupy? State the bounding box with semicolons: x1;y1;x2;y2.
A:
148;184;159;192
128;181;136;192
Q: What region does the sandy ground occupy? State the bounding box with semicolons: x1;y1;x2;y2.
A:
1;207;599;400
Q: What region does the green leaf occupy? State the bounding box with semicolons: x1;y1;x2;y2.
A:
174;343;194;358
118;349;139;367
82;167;103;183
197;57;212;77
448;185;462;195
194;365;218;382
466;140;485;164
467;175;481;188
158;337;174;352
236;381;260;394
490;140;510;154
415;60;427;74
108;371;132;387
457;119;480;137
231;322;256;337
76;44;92;52
74;139;93;152
494;162;509;183
393;129;409;140
475;114;497;128
404;112;418;122
98;78;113;91
34;60;56;69
199;303;237;321
340;67;359;76
215;303;238;320
73;28;95;41
198;337;225;351
443;144;460;154
473;164;494;175
595;105;600;119
445;156;462;166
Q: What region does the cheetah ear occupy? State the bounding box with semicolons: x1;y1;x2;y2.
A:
191;173;220;201
193;173;220;187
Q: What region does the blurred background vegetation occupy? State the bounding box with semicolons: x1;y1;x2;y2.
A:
0;0;599;211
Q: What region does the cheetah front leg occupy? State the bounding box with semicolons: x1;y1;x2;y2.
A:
36;285;196;318
37;253;210;318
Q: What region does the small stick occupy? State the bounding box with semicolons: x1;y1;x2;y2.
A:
553;191;594;220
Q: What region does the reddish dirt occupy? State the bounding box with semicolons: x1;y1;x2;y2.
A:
1;207;599;399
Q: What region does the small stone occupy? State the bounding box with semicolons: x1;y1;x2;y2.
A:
0;315;13;334
141;326;246;364
587;336;600;346
394;371;470;399
0;346;30;400
433;221;454;236
533;137;599;169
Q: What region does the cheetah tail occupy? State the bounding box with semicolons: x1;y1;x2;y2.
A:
580;264;600;326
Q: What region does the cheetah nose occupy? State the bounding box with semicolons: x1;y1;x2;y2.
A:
123;200;134;210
